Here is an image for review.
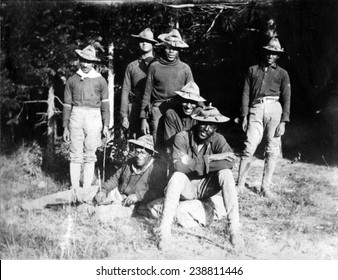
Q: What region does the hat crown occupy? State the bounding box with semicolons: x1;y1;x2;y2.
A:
181;81;200;95
175;81;206;102
138;28;155;41
263;38;284;52
131;28;158;44
128;134;156;153
157;29;189;48
75;45;100;62
165;29;183;42
191;104;229;123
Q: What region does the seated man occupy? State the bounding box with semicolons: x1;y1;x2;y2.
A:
164;81;205;148
155;105;243;251
21;135;166;218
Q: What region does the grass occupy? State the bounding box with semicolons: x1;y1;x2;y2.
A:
0;143;337;259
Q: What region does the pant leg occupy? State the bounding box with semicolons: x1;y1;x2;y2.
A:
83;109;102;163
197;170;240;235
160;172;196;229
150;105;162;145
261;102;282;188
237;104;265;187
69;108;85;163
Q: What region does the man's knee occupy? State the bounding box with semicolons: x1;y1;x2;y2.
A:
217;169;235;186
168;172;189;184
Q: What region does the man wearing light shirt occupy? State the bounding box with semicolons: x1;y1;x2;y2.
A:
63;45;109;191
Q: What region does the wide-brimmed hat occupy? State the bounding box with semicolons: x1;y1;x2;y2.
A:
128;134;157;153
174;81;206;103
262;38;284;53
75;45;101;62
131;28;158;44
191;104;230;123
157;29;189;48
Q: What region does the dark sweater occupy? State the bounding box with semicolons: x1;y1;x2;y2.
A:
140;57;193;118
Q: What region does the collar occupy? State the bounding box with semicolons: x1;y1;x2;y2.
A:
76;68;101;80
259;62;278;70
131;158;154;175
157;56;180;66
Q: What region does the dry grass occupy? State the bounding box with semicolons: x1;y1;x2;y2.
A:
0;143;337;259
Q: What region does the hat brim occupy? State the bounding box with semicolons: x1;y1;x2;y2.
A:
128;139;157;153
175;91;206;102
75;50;101;62
131;34;158;44
191;114;230;123
262;46;284;53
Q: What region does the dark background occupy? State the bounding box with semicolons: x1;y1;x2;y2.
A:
1;0;338;165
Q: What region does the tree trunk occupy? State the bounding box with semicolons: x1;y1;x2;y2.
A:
46;86;55;165
108;43;115;136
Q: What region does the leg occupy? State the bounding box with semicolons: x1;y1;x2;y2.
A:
261;102;282;198
21;189;77;211
150;106;162;146
237;105;264;193
157;172;196;250
69;109;85;189
83;110;102;189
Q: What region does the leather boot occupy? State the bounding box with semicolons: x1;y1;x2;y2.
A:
236;157;252;194
70;162;81;189
261;158;277;199
83;162;95;190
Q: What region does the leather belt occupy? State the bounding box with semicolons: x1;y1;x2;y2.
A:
251;97;279;106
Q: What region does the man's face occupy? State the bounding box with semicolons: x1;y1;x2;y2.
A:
164;45;178;61
265;51;279;66
197;122;217;141
79;58;94;73
134;147;152;167
181;99;197;116
139;41;153;53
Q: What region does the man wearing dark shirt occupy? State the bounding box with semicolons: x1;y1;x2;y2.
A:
163;81;205;148
156;106;242;251
237;38;291;198
120;28;158;139
140;29;194;147
21;135;166;216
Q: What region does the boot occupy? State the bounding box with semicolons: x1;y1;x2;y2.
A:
70;162;81;189
236;157;252;194
261;158;277;199
156;188;181;250
83;162;95;190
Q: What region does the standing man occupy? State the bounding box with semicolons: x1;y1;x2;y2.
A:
156;105;242;251
140;29;194;147
237;38;291;198
120;28;158;139
63;45;109;191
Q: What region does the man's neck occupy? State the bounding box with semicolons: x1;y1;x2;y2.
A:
132;158;154;174
140;51;153;60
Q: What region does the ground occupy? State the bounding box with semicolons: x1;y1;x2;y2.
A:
0;144;337;259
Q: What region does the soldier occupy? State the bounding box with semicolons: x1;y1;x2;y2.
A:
237;38;291;198
120;28;158;139
62;45;109;192
156;106;242;251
